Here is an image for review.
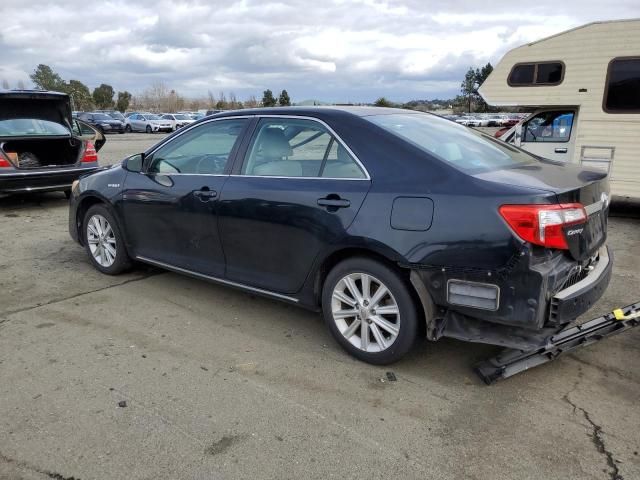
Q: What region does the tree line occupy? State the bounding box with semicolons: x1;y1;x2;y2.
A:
6;62;506;114
6;64;293;113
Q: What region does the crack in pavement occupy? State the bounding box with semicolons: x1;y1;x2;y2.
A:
562;392;624;480
0;451;80;480
0;272;161;326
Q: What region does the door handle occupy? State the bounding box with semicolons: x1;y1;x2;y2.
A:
318;196;351;209
194;189;218;201
554;148;568;154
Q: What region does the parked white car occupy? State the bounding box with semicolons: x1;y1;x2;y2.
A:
161;113;196;130
455;116;481;127
125;113;173;133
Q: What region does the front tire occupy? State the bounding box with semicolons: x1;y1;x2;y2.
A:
125;125;132;133
83;204;131;275
146;125;152;134
322;257;418;365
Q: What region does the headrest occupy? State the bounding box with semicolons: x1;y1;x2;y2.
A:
259;128;293;158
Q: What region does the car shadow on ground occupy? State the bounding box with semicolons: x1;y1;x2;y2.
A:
0;191;70;210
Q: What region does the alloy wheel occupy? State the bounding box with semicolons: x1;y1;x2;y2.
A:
86;214;117;267
331;273;400;352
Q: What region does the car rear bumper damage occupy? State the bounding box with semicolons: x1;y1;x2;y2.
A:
410;245;613;350
0;166;99;194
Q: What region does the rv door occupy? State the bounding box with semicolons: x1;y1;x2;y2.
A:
518;109;577;162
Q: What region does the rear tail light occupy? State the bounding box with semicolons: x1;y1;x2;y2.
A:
0;151;14;168
499;203;587;250
82;142;98;163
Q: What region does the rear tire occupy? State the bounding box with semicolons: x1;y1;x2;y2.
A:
321;257;418;365
82;204;131;275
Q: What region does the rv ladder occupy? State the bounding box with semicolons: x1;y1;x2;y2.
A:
474;301;640;385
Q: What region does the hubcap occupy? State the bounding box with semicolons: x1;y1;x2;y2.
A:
86;214;116;267
331;273;400;353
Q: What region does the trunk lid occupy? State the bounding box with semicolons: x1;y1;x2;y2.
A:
476;159;609;261
0;90;73;132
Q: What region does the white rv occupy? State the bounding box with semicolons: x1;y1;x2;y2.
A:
479;19;640;200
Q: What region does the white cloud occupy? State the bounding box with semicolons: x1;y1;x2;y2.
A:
1;0;638;102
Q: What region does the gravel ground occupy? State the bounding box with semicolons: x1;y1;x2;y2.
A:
0;132;638;480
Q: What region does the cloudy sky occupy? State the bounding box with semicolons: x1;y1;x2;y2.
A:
1;0;638;103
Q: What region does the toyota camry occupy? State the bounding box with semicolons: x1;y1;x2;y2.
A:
68;107;611;364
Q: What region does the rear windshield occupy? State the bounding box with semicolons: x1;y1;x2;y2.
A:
366;113;536;173
0;119;70;137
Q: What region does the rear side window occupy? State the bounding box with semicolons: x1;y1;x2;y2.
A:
604;57;640;113
367;113;537;174
508;62;564;86
241;118;366;179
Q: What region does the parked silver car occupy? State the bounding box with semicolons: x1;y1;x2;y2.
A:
161;113;195;130
125;113;173;133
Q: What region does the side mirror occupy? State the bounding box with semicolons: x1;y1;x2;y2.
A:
123;153;144;173
514;123;523;147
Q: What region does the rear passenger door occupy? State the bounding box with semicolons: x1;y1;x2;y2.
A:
516;110;577;162
218;117;371;294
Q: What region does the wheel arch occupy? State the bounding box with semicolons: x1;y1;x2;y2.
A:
311;246;434;337
74;194;124;249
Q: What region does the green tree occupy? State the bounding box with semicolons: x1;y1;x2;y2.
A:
460;67;478;113
474;62;493;112
116;91;132;112
262;89;277;107
65;79;93;111
92;84;115;109
278;89;291;106
30;64;65;91
374;97;393;107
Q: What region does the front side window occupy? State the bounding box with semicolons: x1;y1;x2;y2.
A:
241;118;366;178
147;119;246;175
367;113;537;173
508;62;564;86
604;57;640;113
523;111;574;143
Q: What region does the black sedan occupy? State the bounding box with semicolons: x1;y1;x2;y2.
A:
1;90;101;197
76;112;125;134
68;107;612;364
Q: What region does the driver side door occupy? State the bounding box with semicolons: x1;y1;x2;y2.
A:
121;118;249;276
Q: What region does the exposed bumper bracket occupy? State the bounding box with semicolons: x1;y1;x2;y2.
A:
474;301;640;384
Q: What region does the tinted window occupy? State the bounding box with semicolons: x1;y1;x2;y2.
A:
604;58;640;112
509;64;535;85
367;113;537;173
148;119;246;175
536;63;563;84
242;118;365;178
509;62;563;86
523;111;574;142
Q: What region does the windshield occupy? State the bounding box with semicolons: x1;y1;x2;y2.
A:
107;112;124;120
367;113;536;173
93;113;113;121
174;114;189;120
146;114;161;120
0;119;70;137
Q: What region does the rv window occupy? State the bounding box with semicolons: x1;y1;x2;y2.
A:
523;111;574;143
604;57;640;113
509;64;535;85
508;62;564;86
536;63;563;84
